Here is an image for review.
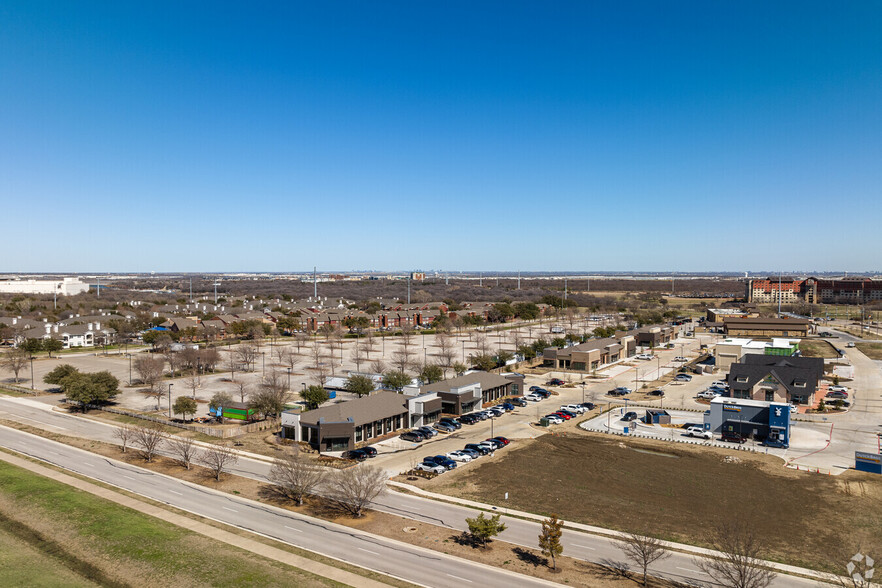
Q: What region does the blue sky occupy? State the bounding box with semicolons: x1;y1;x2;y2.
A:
1;2;880;273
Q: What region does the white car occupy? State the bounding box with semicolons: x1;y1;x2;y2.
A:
828;385;848;393
476;441;498;452
710;381;729;389
634;353;654;360
525;394;542;402
685;426;712;439
446;450;473;463
788;404;798;414
697;390;721;399
544;415;564;424
673;356;688;362
560;404;585;414
414;462;446;474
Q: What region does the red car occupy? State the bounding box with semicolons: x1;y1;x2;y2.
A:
490;436;510;446
547;378;565;386
552;411;572;420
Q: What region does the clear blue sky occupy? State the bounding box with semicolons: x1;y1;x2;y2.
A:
2;2;880;273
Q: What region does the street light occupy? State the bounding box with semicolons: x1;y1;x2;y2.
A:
581;382;585;404
287;367;292;391
261;352;265;375
29;355;34;391
168;383;173;418
126;353;132;386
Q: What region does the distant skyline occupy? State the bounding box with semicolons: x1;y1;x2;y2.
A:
2;2;881;272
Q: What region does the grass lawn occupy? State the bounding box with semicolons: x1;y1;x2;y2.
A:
855;342;882;360
0;460;345;588
798;339;840;358
0;519;98;587
423;434;882;573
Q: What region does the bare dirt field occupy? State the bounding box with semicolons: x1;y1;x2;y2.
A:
855;342;882;360
420;433;882;572
798;339;841;358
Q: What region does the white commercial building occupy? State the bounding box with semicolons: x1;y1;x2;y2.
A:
0;278;89;296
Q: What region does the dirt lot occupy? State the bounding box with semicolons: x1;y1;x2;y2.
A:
420;433;882;572
855;342;882;360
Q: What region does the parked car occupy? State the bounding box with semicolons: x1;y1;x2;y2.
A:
721;430;746;444
417;426;438;438
476;441;498;452
528;385;542;391
685;426;712;439
710;381;729;389
439;417;462;429
697;390;720;400
621;411;638;422
828;385;849;393
460;448;481;459
561;404;585;414
634;353;653;360
551;411;572;420
486;408;505;418
459;414;479;425
446;450;473;463
499;402;515;411
362;446;377;458
532;388;550;397
846;342;856;348
414;462;445;474
471;411;489;420
648;389;665;397
525;394;542;402
543;414;564;424
546;378;565;386
464;443;491;455
490;436;511;446
673;356;688;362
511;397;528;407
400;431;424;442
557;409;578;418
427;455;457;470
483;438;505;449
608;387;632;396
708;386;727;394
826;391;849;399
433;422;456;433
580;402;597;410
346;449;368;461
675;374;693;382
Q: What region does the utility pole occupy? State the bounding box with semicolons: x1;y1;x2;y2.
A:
313;266;317;299
564;278;568;300
213;282;219;303
445;274;449;286
189;277;192;302
97;276;100;298
778;273;782;318
407;274;411;304
517;271;521;290
479;272;483;287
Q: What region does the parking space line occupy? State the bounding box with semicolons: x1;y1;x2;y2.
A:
222;506;238;512
676;566;707;575
446;574;473;583
572;543;596;550
284;525;303;533
358;547;380;556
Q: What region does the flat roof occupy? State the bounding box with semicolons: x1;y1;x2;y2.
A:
710;397;789;409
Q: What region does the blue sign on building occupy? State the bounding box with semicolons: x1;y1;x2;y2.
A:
855;452;882;474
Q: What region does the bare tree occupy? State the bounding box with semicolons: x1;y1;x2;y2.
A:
400;326;416;355
362;331;376;357
134;356;166;408
113;424;134;453
370;358;387;375
436;333;455;376
250;370;291;418
474;333;490;356
694;521;776;588
351;342;365;372
237;342;258;372
226;346;238;379
273;343;287;365
184;369;200;399
201;443;239;481
233;379;250;403
0;348;29;383
620;532;670;587
199;347;220;372
167;435;197;470
132;424;166;462
294;332;308;354
329;464;386;517
391;349;413;374
163;348;180;378
268;450;327;506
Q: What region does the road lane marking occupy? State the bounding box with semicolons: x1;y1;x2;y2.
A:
169;490;183;495
13;415;68;430
572;543;596;550
446;574;473;583
676;567;708;575
284;525;303;533
122;475;136;481
357;547;380;556
82;462;95;468
222;506;238;512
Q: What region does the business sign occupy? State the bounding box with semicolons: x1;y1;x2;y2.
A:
856;452;881;464
855;452;882;474
722;405;742;412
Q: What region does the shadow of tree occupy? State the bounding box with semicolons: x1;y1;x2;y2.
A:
513;546;548;568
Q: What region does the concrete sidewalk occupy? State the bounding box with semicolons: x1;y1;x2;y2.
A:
0;450;392;588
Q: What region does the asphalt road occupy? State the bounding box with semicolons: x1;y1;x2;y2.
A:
0;396;823;587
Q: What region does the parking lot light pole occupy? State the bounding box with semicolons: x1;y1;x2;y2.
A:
581;382;585;404
168;383;173;418
127;353;132;386
287;367;292;391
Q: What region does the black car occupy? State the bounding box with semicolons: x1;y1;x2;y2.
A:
459;414;479;425
439;417;461;430
534;389;551;398
621;411;638;422
648;389;665;397
464;443;491;455
721;430;746;444
400;431;424;442
347;449;368;461
362;446;377;458
580;402;596;410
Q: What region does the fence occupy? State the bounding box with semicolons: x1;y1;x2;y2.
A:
61;400;278;439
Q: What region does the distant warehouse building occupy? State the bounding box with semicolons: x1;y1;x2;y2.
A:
0;277;89;296
722;316;812;338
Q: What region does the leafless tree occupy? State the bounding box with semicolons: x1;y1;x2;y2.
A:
233;379;250;403
268;450;327;506
294;332;308;354
184;369;200;399
329;464;386;517
436;333;455;375
250;370;291;417
351;343;365;372
113;424;134;453
694;521;776;588
134;356;166;408
400;325;416;354
362;331;376;357
237;342;258;372
201;443;239;481
179;347;200;371
619;532;670;587
132;424;166;462
200;347;220;372
391;349;413;374
281;347;299;372
370;358;387;374
1;348;29;383
163;348;180;378
168;435;197;470
226;346;238;379
474;333;490;356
